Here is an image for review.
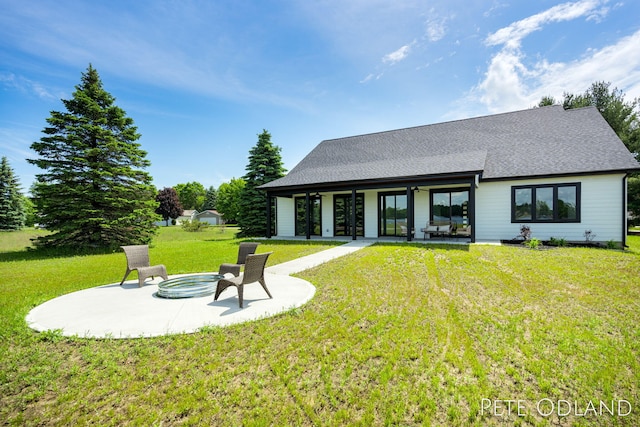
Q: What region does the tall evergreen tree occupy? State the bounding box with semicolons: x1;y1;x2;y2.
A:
156;187;183;226
0;157;26;230
28;65;159;249
202;186;218;210
237;130;286;237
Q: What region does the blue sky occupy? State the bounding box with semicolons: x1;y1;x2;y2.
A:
2;0;640;192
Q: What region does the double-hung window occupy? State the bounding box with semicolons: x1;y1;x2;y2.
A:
511;183;580;223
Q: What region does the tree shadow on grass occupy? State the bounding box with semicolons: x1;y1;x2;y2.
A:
0;246;118;262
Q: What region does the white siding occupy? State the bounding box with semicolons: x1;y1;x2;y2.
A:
475;174;626;242
276;197;295;237
322;196;334;237
414;190;430;230
364;190;378;238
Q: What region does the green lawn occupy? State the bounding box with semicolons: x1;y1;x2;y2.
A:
1;229;639;426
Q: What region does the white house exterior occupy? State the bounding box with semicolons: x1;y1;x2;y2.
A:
261;106;640;245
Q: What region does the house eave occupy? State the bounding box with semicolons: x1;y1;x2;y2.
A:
479;167;640;183
262;170;482;196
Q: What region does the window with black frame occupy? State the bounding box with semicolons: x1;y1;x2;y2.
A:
295;196;321;236
430;189;469;227
511;183;580;223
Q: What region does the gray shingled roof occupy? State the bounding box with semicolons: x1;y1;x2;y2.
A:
261;105;640;190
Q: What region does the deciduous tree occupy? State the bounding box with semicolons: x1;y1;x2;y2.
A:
216;178;245;224
28;65;159;249
174;181;206;210
156;187;183;226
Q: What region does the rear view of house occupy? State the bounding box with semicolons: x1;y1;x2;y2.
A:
260;106;640;245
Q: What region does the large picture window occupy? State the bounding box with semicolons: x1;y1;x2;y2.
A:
430;189;469;226
511;183;580;223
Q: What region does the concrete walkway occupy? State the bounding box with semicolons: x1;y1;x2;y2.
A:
26;241;373;339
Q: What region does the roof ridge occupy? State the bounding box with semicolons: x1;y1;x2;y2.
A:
322;105;564;143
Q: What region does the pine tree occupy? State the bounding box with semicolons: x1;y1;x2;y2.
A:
202;186;218;210
156;187;183;226
0;157;26;230
237;130;286;236
28;65;159;249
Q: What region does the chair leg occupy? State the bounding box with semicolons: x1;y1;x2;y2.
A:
259;278;273;299
120;269;131;286
214;281;230;301
238;284;244;308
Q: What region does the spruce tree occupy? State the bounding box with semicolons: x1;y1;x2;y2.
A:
28;65;159;249
0;156;26;230
202;186;218;210
237;130;286;236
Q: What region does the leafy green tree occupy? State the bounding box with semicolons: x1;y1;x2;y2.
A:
22;195;36;227
0;156;26;230
156;187;183;226
237;130;286;237
202;186;217;210
537;95;557;107
217;178;245;224
28;64;159;249
174;181;206;210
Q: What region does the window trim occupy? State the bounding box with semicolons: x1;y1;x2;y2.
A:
511;182;581;223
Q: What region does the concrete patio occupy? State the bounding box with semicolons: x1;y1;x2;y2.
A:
26;241;373;339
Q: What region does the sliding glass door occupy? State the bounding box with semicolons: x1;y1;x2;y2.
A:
379;192;408;237
295;196;321;236
334;194;364;237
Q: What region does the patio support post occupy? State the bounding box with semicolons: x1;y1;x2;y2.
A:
351;188;357;240
406;186;413;242
266;193;272;238
305;191;311;240
470;177;476;243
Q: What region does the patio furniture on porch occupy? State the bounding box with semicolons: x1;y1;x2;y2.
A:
119;245;168;287
420;222;452;240
214;252;272;308
454;224;471;238
218;242;259;276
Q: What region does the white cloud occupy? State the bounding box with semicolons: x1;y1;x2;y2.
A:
382;44;413;65
0;73;57;100
424;9;448;42
471;0;640;114
485;0;607;49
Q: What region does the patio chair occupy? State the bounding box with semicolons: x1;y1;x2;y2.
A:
119;245;168;287
214;252;272;308
218;242;259;276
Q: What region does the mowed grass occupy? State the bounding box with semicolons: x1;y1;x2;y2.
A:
1;229;639;426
